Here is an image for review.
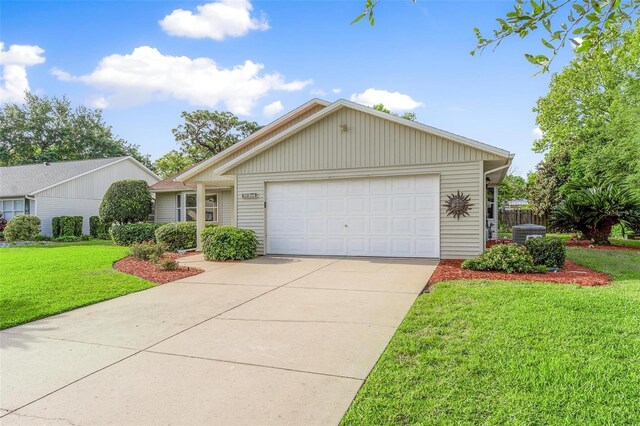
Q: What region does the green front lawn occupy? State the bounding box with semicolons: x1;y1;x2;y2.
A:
0;241;154;329
342;247;640;425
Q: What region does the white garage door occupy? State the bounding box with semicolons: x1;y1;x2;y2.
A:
266;175;440;258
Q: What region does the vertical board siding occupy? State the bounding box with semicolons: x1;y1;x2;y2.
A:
189;105;326;182
229;109;501;175
36;196;100;235
155;193;177;223
236;162;483;259
36;160;158;199
221;190;233;226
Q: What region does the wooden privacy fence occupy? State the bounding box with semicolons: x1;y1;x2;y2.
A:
499;209;549;227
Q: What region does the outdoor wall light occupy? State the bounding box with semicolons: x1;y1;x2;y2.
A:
339;124;348;132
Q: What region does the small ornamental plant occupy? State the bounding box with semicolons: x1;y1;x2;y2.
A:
462;243;546;274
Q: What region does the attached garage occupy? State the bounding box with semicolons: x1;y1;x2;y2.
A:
266;175;439;257
174;99;514;259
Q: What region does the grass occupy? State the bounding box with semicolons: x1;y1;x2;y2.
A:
342;247;640;425
0;241;154;329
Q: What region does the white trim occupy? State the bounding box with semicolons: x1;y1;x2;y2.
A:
29;157;160;196
215;99;513;175
175;99;331;182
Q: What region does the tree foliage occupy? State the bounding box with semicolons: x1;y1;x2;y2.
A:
498;173;528;205
172;110;260;163
99;179;153;225
529;26;640;214
372;103;418;121
353;0;639;71
154;150;193;178
0;93;151;167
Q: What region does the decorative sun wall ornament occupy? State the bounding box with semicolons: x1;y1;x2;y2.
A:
444;191;473;220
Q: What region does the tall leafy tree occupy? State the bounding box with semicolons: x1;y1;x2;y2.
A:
498;173;528;205
153;150;193;178
171;110;260;163
0;93;151;167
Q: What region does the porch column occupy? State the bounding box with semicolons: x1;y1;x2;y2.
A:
493;186;499;221
196;182;206;251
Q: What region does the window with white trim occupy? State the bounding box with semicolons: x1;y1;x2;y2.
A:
1;198;27;220
176;193;218;222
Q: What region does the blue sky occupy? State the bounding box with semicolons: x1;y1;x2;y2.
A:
1;0;573;175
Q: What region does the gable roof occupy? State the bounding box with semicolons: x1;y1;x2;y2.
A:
0;156;159;198
175;98;330;182
212;99;513;176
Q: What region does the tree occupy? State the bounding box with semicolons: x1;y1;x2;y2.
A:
172;110;260;163
372;103;418;121
154;150;193;178
0;92;151;167
551;180;640;244
532;26;640;207
498;173;527;205
353;0;639;72
99;180;153;224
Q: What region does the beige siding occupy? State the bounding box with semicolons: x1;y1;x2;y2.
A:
221;190;234;226
155;192;177;223
228;108;503;175
236;162;483;259
36;159;158;199
35;196;100;235
188;104;326;182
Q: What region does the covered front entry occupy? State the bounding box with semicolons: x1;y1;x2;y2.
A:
266;175;440;258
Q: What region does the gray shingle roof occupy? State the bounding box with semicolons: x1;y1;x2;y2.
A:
0;157;128;197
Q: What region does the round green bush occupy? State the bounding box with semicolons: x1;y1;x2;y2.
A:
523;237;566;267
462;243;543;274
155;222;198;252
201;226;258;261
4;214;41;242
111;222;162;246
99;179;152;224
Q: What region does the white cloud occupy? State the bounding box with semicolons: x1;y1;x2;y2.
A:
532;127;543;138
263;100;283;117
160;0;269;41
571;37;583;51
52;46;312;115
332;88;341;94
350;88;423;111
310;88;326;96
0;42;46;104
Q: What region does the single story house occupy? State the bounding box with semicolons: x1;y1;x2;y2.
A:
0;157;159;235
153;99;513;259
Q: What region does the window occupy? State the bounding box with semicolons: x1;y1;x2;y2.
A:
176;193;218;222
1;199;26;220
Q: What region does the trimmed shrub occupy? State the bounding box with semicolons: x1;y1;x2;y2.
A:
90;216;111;239
155;222;198;252
130;242;166;260
201;226;258;261
523;237;566;267
52;216;83;237
34;234;52;241
151;256;179;271
462;243;544;274
99;179;153;224
0;231;4;241
111;222;162;246
4;215;41;242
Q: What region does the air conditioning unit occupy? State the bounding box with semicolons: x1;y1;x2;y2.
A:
511;224;546;245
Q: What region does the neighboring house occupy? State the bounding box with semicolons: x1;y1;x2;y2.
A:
158;99;513;259
0;157;159;236
503;199;530;210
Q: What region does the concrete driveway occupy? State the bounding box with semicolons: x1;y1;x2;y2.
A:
1;255;436;425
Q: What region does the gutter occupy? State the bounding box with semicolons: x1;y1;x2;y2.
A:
483;156;514;185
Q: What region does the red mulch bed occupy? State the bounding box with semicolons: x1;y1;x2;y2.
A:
565;239;640;251
114;255;203;284
427;259;610;288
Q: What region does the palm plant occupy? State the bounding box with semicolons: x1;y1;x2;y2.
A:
551;180;640;244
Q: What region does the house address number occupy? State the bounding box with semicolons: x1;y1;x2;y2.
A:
241;193;259;199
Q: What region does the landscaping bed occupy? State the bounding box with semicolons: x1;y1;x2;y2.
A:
113;253;203;284
428;259;610;287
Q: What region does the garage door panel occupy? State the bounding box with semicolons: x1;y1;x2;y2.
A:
266;175;439;258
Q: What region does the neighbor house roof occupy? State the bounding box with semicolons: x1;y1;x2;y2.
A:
0;156;158;198
149;164;198;192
